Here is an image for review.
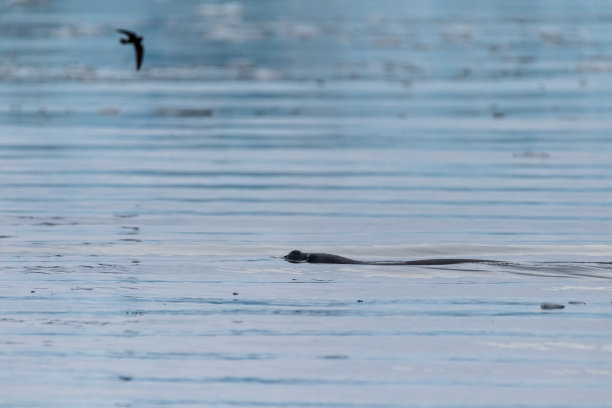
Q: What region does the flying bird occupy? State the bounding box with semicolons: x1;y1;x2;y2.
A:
117;29;144;71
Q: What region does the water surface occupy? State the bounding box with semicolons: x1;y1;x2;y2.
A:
1;1;612;406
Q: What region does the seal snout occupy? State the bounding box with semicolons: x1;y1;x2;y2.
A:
284;250;308;263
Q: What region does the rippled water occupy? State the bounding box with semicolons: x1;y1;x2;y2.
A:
1;1;612;407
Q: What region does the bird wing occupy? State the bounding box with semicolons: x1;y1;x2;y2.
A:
134;42;144;71
117;28;137;40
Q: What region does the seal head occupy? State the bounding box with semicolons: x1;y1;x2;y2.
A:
284;250;309;263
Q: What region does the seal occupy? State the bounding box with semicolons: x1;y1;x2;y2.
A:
284;250;495;265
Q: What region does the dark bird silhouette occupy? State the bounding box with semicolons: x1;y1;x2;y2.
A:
117;29;144;71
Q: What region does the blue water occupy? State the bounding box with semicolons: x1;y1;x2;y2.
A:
1;1;612;407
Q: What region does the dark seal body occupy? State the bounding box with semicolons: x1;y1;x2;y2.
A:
284;250;494;265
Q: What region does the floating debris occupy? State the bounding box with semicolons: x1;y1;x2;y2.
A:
155;108;213;117
98;107;120;116
541;302;565;310
322;354;349;360
513;152;550;159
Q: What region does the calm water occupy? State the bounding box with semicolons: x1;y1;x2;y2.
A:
1;1;612;407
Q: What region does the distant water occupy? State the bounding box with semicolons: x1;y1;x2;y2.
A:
1;1;612;407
